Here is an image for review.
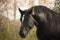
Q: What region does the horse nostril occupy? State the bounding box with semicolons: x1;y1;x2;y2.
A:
19;32;26;38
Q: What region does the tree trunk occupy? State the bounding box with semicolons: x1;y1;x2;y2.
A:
13;0;16;40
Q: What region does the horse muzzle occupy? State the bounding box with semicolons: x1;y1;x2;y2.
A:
19;31;26;38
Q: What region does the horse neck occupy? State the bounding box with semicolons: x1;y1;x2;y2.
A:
32;15;40;28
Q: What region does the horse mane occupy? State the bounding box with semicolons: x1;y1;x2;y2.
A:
26;5;60;16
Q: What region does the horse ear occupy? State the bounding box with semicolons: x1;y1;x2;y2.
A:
28;8;33;14
18;8;23;14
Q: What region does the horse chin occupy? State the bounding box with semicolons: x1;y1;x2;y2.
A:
19;32;26;38
20;35;26;38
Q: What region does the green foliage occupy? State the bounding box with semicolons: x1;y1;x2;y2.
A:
54;0;60;7
53;7;60;13
0;30;9;40
0;17;37;40
53;0;60;13
0;16;9;40
0;16;38;40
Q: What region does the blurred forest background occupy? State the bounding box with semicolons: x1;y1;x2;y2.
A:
0;0;60;40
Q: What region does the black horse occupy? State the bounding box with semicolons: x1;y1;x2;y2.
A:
18;5;60;40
